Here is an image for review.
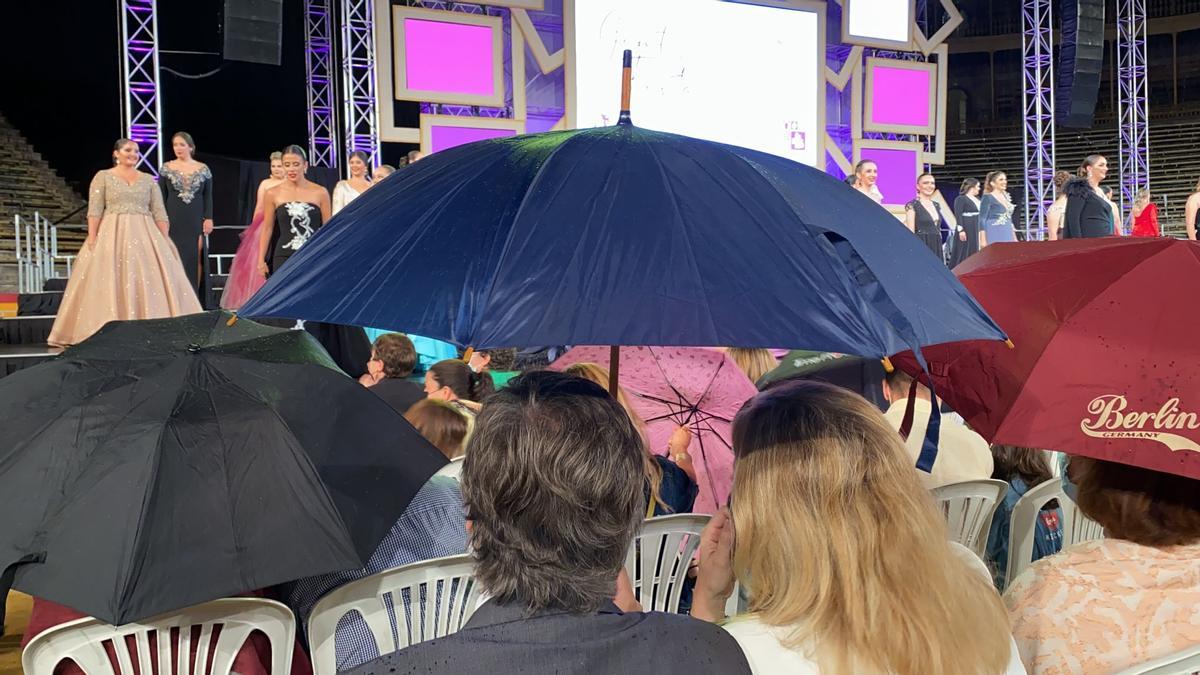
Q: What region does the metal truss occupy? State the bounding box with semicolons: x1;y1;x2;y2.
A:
119;0;163;175
341;0;380;169
305;0;339;168
1117;0;1149;228
1021;0;1055;240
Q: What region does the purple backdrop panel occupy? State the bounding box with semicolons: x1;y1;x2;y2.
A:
430;125;517;153
869;66;932;127
405;18;496;97
861;147;917;206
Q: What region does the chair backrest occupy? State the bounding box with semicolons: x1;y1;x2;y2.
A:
307;553;479;675
22;598;295;675
1062;494;1106;547
931;479;1009;557
625;514;709;613
1006;478;1106;587
1114;644;1200;675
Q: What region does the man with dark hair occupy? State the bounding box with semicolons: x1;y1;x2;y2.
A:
361;333;424;414
347;371;751;675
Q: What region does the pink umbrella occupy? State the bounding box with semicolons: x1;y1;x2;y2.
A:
552;346;758;514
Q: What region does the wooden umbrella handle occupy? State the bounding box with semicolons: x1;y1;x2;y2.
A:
619;49;632;124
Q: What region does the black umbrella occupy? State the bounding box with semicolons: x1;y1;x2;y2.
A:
0;311;446;626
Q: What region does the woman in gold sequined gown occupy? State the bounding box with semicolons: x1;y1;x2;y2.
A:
47;139;203;347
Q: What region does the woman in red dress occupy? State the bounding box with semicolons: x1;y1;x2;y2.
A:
1131;188;1160;237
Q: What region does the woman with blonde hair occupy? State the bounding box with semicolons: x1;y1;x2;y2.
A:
1130;188;1160;237
727;348;778;387
691;380;1023;674
564;362;698;516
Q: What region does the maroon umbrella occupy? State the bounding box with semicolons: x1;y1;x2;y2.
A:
892;238;1200;480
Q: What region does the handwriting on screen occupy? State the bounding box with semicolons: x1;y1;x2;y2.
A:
576;0;821;167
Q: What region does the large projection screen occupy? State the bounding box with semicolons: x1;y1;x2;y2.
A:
571;0;823;168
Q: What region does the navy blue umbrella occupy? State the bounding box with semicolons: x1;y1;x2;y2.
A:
240;124;1002;359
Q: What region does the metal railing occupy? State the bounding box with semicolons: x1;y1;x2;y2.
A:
13;212;74;293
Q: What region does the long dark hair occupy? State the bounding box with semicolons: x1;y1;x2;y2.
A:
429;359;493;401
959;177;980;195
991;445;1053;486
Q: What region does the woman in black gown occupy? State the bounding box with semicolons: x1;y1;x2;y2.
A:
1063;155;1116;238
159;132;213;301
257;145;371;377
904;173;947;261
948;178;982;267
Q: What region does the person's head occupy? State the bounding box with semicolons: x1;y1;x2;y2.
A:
280;145;308;183
1053;169;1073;197
404;399;470;460
959;177;981;197
1103;186;1115;201
1134;188;1151;208
347;151;369;178
269;151;284;180
112;138;138;167
727;348;778;385
984;170;1007;193
991;445;1053;486
1072;456;1200;547
425;359;492;402
562;362;668;512
729;380;1012;674
368;333;417;380
882;368;926;403
916;172;936;198
853;160;878;188
372;164;395;182
406;149;424;165
171;132;195;160
1079;154;1108;184
462;371;645;612
468;348;518;374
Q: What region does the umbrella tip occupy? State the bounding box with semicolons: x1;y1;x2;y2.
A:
1005;339;1015;349
226;314;239;327
881;356;895;373
462;347;475;364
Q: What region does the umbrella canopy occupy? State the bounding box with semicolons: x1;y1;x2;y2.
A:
892;238;1200;480
0;311;446;625
758;350;888;410
551;346;757;513
239;121;1004;359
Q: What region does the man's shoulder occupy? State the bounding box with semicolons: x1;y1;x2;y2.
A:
628;611;751;658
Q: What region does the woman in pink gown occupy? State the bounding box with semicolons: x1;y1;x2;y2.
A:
220;152;285;309
47;139;202;347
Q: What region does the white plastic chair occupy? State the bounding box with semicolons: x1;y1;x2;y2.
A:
931;479;1008;557
307;553;479;675
1114;645;1200;675
21;598;295;675
625;514;709;613
1005;478;1105;587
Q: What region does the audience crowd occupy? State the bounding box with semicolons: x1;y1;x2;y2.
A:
17;329;1200;675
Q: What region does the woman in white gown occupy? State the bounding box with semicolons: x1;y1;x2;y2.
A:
331;151;373;215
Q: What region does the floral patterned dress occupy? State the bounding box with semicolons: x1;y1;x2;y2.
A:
1005;538;1200;674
